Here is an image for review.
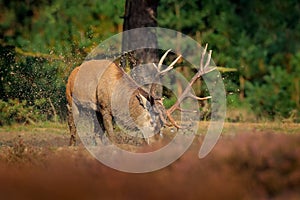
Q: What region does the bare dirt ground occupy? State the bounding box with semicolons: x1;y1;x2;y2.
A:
0;122;300;200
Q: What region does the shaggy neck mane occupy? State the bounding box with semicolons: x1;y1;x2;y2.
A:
117;64;155;104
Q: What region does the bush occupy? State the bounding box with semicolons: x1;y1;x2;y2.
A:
245;67;299;121
0;98;50;126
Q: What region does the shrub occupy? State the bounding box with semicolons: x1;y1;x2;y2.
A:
0;98;50;126
245;67;298;121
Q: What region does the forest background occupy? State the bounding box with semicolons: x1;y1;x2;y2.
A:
0;0;299;125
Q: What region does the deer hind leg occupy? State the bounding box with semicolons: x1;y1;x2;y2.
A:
67;104;77;146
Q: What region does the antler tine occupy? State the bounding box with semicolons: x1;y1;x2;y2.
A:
188;94;212;101
159;55;182;75
204;50;212;70
200;43;208;72
158;49;172;70
150;50;181;97
166;112;181;129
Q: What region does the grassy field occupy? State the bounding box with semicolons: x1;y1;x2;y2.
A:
0;122;300;200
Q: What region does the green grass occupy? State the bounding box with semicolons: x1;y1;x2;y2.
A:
1;121;299;137
195;121;300;136
0;121;68;135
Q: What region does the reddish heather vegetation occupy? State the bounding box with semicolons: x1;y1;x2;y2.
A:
0;129;300;200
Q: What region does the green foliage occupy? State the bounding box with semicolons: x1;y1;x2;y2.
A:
246;67;298;120
0;0;299;124
159;0;300;121
163;96;177;109
227;93;242;109
0;98;50;125
0;0;123;125
0;52;67;121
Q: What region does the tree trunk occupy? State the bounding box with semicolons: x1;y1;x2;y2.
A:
122;0;160;93
122;0;159;65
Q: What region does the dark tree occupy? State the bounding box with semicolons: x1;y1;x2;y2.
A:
122;0;159;65
121;0;160;94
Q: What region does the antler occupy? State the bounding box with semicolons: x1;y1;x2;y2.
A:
149;49;182;97
149;49;182;127
166;44;216;128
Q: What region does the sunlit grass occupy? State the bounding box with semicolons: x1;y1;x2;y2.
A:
197;121;300;135
0;121;299;136
0;121;68;135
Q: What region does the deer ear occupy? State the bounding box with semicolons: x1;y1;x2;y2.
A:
137;93;148;109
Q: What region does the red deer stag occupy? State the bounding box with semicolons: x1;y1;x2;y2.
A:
66;55;179;146
66;45;214;146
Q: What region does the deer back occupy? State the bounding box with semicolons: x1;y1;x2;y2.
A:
71;60;112;110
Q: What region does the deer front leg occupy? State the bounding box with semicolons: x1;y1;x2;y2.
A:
94;111;104;135
101;112;114;144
